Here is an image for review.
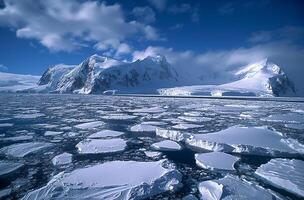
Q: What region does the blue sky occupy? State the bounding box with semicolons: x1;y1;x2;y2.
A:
0;0;303;75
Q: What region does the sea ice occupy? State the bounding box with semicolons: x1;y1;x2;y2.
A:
101;114;137;120
144;151;163;158
198;175;278;200
44;131;63;136
0;160;24;177
156;128;191;142
262;113;304;124
152;140;182;151
2;135;33;141
0;142;53;158
130;123;158;132
255;158;304;198
22;159;182;200
129;107;166;113
0;123;13;128
14;113;45;119
172;123;203;130
52;152;72;166
195;152;239;171
88;130;124;138
74;121;105;129
186;126;302;157
76;138;127;154
284;123;304;130
178;116;212;123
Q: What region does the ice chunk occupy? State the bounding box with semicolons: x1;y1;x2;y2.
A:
52;153;72;166
262;113;304;124
255;158;304;198
173;123;203;130
178;116;212;123
156;128;191;142
74;121;104;129
130;123;157;132
144;151;163;158
141;121;167;126
195;152;239;171
152;140;182;151
0;160;24;177
44;131;63;136
88;130;124;138
198;175;278;200
0;142;53;158
22;160;182;200
2;135;33;141
101;114;137;120
0;123;13;127
76;138;127;154
129;107;166;113
14;113;45;119
186;126;301;157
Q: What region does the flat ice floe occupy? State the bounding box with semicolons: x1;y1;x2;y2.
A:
22;159;182;200
0;160;24;177
262;113;304;124
284;123;304;130
186;126;302;157
144;151;163;158
44;131;63;136
101;113;137;120
0;142;53;158
128;107;166;113
195;152;239;171
88;130;124;138
130;123;158;132
198;175;278;200
0;123;13;127
152;140;182;151
74;121;104;129
76;138;127;154
156;128;191;142
172;123;203;130
14;113;45;119
52;152;72;166
2;135;33;141
255;158;304;198
178;116;212;123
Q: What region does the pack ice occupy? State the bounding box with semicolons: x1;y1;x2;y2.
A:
198;175;280;200
76;138;127;154
186;126;302;157
22;159;182;200
0;142;53;158
255;158;304;198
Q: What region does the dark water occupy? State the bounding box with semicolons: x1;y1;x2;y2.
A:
0;94;303;199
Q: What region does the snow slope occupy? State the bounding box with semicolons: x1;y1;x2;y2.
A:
159;59;296;97
0;72;40;92
54;54;179;94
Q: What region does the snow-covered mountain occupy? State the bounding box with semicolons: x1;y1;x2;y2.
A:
159;59;296;97
0;71;40;92
37;54;179;94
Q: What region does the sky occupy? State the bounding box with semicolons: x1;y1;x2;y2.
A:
0;0;303;78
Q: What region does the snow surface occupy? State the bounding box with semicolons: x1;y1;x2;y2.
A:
88;130;124;138
0;142;53;158
76;138;127;154
185;126;301;157
255;158;304;198
151;140;182;151
22;159;182;200
195;152;239;171
198;175;278;200
52;153;72;166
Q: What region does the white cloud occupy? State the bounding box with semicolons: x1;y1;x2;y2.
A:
132;6;155;24
147;0;167;11
0;0;160;52
0;64;8;71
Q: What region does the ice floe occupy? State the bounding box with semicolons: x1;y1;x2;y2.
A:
44;131;63;136
0;123;13;128
262;113;304;124
0;160;24;177
0;142;53;158
74;121;105;129
76;138;127;154
198;175;279;200
52;152;72;166
152;140;182;151
129;107;166;113
255;158;304;198
1;135;33;141
178;116;212;123
172;123;203;130
284;123;304;130
186;126;302;157
144;151;163;158
130;123;157;132
156;128;191;142
88;130;124;138
101;113;137;120
195;152;239;171
22;159;182;200
14;113;45;119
